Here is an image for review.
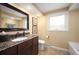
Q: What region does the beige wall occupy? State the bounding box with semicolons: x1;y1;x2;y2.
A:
38;10;79;49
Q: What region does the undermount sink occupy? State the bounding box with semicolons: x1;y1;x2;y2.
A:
12;37;28;42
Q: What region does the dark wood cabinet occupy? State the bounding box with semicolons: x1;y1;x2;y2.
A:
0;36;38;55
0;45;17;55
18;39;32;55
32;37;38;55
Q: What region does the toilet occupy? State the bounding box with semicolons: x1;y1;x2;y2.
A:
39;39;45;50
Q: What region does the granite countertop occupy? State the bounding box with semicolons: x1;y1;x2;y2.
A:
0;34;38;52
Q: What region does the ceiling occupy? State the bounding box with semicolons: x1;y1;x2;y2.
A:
9;3;79;17
9;3;42;17
33;3;70;14
69;3;79;11
19;3;42;16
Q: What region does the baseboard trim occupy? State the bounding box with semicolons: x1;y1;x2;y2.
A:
45;44;68;52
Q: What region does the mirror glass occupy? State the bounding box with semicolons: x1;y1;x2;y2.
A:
0;4;28;29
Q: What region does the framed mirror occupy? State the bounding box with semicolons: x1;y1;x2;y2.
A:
0;3;29;32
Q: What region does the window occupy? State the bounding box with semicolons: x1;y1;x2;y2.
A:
48;12;68;31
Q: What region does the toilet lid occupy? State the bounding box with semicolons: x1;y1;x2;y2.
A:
39;40;45;43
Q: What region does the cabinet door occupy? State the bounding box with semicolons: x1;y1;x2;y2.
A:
0;46;17;55
32;37;38;55
18;40;32;55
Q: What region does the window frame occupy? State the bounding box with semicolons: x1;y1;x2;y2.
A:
48;11;69;32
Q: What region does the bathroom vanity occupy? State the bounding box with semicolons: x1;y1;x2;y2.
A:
0;35;38;55
0;4;38;55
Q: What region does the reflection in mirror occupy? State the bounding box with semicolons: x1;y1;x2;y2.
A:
0;4;29;31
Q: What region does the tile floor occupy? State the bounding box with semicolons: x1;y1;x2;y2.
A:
38;46;69;55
